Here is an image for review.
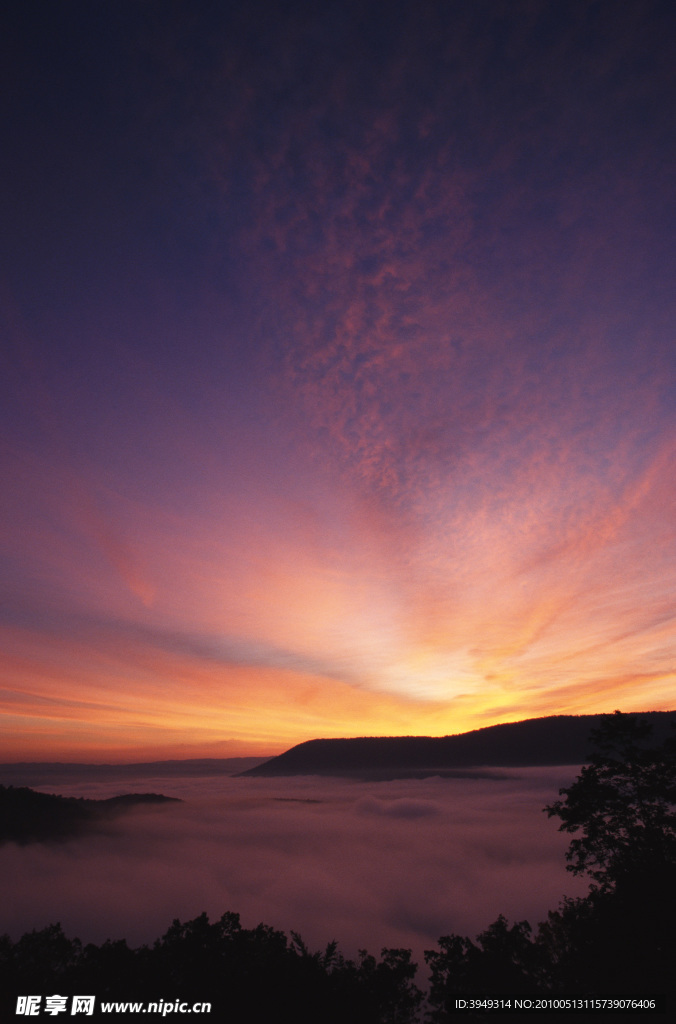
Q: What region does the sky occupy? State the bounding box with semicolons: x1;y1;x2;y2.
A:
1;0;675;761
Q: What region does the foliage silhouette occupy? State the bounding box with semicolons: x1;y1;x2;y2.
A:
425;915;545;1002
0;912;423;1022
425;712;676;1022
545;710;676;892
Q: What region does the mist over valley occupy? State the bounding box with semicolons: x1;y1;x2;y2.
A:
0;762;587;965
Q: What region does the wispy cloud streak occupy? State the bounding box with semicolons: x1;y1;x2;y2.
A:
1;1;675;755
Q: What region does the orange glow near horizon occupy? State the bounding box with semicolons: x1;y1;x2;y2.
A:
2;3;676;763
2;423;675;762
2;405;675;762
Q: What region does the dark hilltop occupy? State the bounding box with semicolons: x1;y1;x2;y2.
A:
0;786;180;845
241;711;676;779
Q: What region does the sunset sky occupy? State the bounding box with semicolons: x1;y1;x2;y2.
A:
2;0;675;761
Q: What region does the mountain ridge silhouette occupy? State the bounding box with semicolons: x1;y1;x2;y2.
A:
241;711;676;779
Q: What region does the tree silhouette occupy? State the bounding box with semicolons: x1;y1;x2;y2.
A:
425;712;676;1021
425;915;543;1009
545;710;676;893
0;913;423;1023
540;712;676;999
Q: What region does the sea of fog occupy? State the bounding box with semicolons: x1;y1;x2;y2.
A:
1;767;588;966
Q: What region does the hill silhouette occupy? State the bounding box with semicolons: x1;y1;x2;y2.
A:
0;785;180;845
241;711;676;778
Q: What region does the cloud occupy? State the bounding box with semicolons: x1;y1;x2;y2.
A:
0;769;586;965
0;601;349;684
2;1;676;751
353;796;442;819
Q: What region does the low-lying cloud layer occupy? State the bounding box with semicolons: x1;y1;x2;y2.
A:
0;768;587;967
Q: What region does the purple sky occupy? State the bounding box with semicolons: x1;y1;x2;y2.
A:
1;1;675;760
